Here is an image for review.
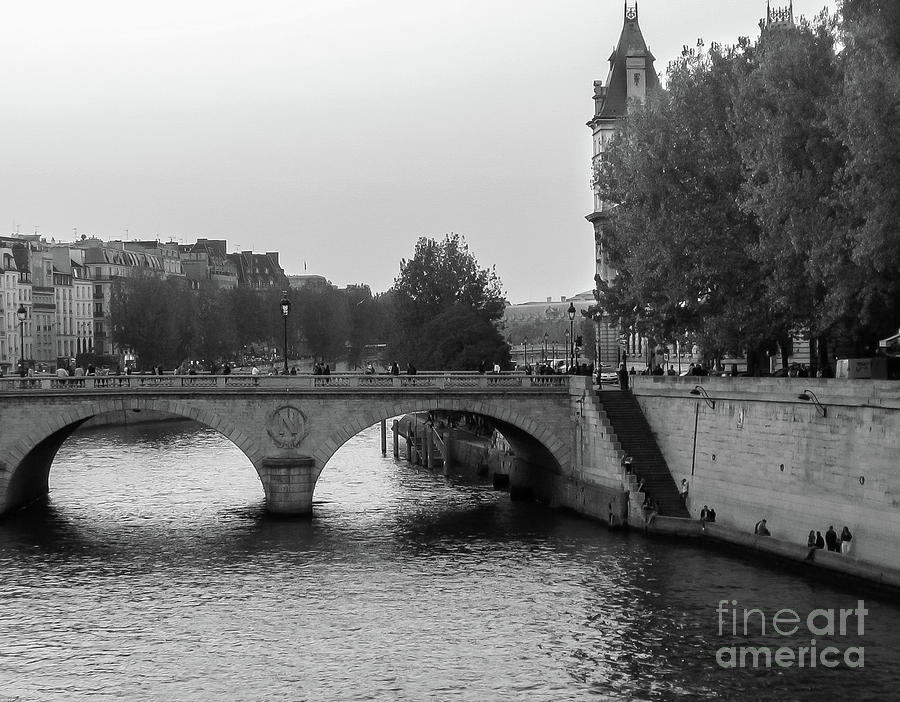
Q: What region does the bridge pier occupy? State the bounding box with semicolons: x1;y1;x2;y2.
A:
257;457;317;516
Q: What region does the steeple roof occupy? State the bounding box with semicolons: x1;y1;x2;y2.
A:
765;1;795;29
594;2;661;120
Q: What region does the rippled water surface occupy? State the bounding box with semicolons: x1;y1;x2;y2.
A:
1;420;899;701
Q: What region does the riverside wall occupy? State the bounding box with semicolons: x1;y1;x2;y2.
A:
562;376;631;523
628;376;900;572
506;376;631;524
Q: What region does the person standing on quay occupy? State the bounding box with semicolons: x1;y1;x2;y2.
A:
700;505;710;527
840;526;853;554
680;479;689;507
825;525;838;552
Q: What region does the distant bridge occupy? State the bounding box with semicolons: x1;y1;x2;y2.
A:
0;373;585;516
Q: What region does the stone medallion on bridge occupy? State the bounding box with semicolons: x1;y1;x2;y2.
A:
267;405;309;448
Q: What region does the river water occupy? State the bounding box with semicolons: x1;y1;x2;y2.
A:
1;420;898;701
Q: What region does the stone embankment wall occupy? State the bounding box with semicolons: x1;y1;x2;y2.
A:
563;377;630;523
505;377;629;524
629;376;900;571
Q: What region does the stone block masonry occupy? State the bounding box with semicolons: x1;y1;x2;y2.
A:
629;376;900;571
0;378;578;517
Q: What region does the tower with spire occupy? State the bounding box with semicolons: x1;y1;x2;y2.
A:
762;1;796;30
586;1;661;367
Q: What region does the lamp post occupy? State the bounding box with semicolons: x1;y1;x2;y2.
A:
688;385;716;476
567;302;576;373
16;304;27;377
523;338;528;368
798;389;827;417
280;292;291;374
543;332;548;362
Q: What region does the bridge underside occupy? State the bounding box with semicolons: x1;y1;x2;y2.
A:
3;421;90;512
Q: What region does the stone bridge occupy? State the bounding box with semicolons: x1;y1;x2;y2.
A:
0;373;586;516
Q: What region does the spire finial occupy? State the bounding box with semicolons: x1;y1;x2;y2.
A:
625;1;637;22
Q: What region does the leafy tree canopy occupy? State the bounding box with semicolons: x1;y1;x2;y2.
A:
110;275;198;368
418;306;510;371
393;234;506;325
388;234;507;367
594;5;900;361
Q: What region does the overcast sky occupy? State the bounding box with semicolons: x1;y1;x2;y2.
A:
1;0;836;303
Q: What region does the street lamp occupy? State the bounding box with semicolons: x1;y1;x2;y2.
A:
280;291;291;374
688;385;716;477
689;385;716;409
523;337;528;368
568;302;577;372
16;304;27;377
543;332;549;362
798;389;827;417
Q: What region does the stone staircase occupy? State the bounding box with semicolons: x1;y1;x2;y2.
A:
399;417;445;469
599;389;689;519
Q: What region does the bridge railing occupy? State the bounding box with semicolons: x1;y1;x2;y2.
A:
0;373;571;392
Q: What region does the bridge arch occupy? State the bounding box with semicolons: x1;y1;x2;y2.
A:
1;397;265;514
313;397;572;481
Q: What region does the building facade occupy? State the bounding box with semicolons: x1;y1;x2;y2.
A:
0;241;31;374
177;239;239;289
0;231;289;373
586;1;661;368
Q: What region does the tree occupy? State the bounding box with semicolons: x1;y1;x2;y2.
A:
195;288;237;367
595;43;776;363
296;284;350;364
828;0;900;348
389;234;507;366
418;306;510;371
110;275;198;368
731;18;846;360
579;316;597;363
224;287;279;352
345;284;376;370
393;234;505;322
